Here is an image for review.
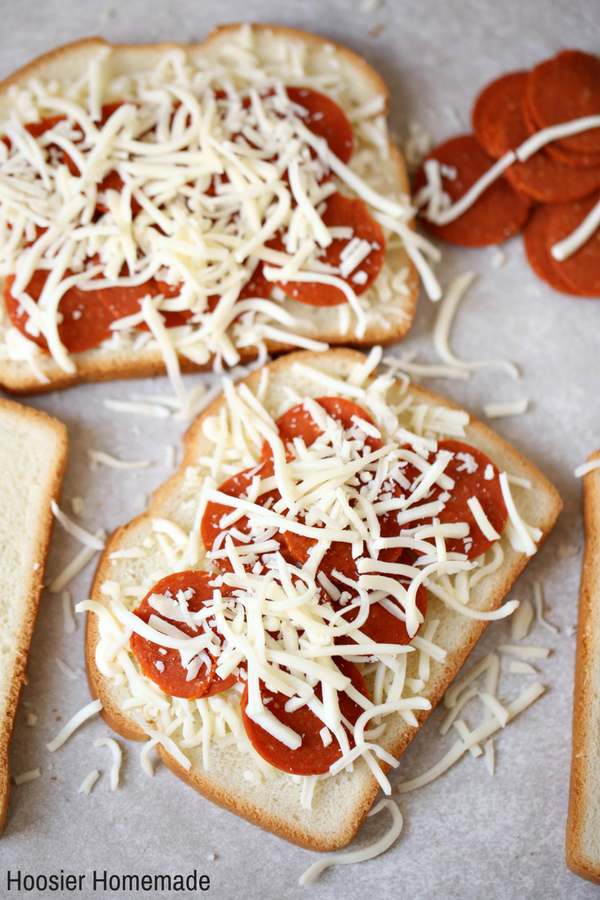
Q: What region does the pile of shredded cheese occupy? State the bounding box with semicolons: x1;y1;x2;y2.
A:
78;352;543;809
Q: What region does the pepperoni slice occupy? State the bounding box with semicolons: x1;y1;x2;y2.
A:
473;69;600;189
522;90;600;168
286;86;353;165
543;140;600;170
97;268;193;330
92;103;145;215
130;570;236;700
23;104;142;210
332;550;428;646
523;203;594;296
23;116;79;176
283;477;403;581
213;85;352;165
200;461;297;572
241;656;368;775
3;268;115;354
413;135;530;246
258;394;400;577
400;439;508;560
24;116;65;139
261;396;382;462
523;204;581;296
273;192;385;306
472;71;530;160
206;261;272;313
545;190;600;297
238;262;272;301
96;168;143;216
525;50;600;156
486;76;600;203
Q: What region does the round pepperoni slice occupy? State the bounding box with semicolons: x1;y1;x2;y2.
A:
23;116;79;176
4;268;115;354
92;103;146;215
522;91;600;168
525;51;600;156
130;570;236;700
261;396;382;462
23;104;144;211
260;395;400;577
286;86;353;165
546;190;600;297
413;135;530;246
238;262;272;301
24;116;66;140
273;192;385;306
543;141;600;170
332;550;428;646
200;461;297;572
473;69;600;185
207;261;273;312
472;71;530;159
214;85;352;165
241;656;368;775
488;78;600;203
283;476;403;581
96;168;143;216
523;204;584;296
94;103;142;214
97;269;193;330
401;439;508;560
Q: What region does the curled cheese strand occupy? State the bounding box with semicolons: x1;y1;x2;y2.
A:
433;273;519;379
298;799;403;885
94;737;123;790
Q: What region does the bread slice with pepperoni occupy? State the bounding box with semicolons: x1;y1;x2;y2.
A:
0;25;418;395
0;399;67;834
567;451;600;883
84;348;560;851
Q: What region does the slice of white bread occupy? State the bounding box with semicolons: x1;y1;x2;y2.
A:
567;450;600;883
0;25;418;395
0;399;67;834
84;348;561;851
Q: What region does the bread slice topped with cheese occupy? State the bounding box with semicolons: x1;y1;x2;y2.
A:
0;399;67;834
567;450;600;883
0;24;418;396
82;348;561;851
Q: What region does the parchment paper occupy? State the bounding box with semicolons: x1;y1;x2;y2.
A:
1;1;599;897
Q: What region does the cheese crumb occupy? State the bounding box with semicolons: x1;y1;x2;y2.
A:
14;768;41;786
483;399;529;420
78;769;101;795
88;449;153;471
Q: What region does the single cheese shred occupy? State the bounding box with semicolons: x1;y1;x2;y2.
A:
46;699;103;752
298;799;403;885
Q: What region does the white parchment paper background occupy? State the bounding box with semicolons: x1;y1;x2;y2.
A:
1;1;599;898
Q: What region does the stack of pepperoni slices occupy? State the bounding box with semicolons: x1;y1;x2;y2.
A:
414;49;600;298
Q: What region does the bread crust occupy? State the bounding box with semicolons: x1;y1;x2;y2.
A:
85;348;561;851
566;450;600;883
0;26;418;395
0;400;68;835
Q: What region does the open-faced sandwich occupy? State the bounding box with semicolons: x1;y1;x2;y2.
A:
82;348;561;851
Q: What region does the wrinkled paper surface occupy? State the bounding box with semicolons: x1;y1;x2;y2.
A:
1;1;598;897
